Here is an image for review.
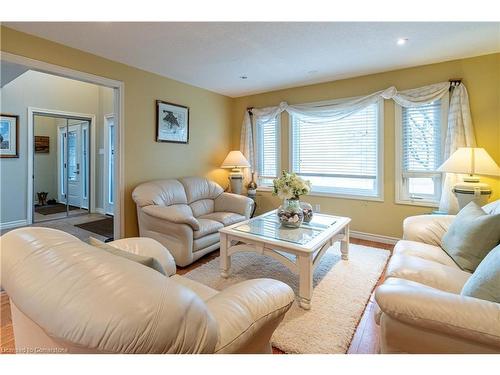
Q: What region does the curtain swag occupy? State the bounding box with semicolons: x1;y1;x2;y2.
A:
240;81;475;213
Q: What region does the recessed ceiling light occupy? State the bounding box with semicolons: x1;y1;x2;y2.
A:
397;38;408;46
239;75;248;80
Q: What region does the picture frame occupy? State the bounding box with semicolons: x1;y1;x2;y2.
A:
0;114;19;158
156;100;189;144
35;135;50;153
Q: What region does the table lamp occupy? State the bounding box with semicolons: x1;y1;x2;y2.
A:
221;150;250;194
438;147;500;209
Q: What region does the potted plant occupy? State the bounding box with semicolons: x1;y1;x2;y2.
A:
272;171;312;228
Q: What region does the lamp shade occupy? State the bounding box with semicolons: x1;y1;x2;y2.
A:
438;147;500;176
221;151;250;168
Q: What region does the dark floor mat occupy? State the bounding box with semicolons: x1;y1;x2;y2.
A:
75;217;114;239
35;203;80;215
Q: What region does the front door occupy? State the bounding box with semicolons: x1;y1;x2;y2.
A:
58;122;89;209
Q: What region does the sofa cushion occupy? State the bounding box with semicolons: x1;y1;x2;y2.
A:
386;254;471;293
393;240;457;268
461;244;500;303
442;202;500;272
132;179;188;207
193;219;224;239
179;177;224;203
193;233;220;251
89;237;166;275
199;212;246;227
190;199;215;217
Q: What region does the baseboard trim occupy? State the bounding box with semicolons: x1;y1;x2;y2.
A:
0;219;28;230
350;230;400;245
95;208;106;215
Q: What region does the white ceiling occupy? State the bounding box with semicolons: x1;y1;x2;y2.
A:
4;22;500;97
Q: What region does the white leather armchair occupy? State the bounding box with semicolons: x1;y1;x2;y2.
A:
0;227;294;354
132;177;254;266
375;200;500;353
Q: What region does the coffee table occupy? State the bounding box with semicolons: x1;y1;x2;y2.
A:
219;210;351;309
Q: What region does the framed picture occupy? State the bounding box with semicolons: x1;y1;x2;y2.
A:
156;100;189;144
35;136;50;153
0;114;19;158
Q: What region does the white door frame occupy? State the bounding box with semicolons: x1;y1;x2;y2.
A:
29;108;96;219
103;113;115;215
1;51;125;239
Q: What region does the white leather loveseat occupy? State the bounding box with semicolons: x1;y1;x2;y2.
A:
0;227;294;354
375;200;500;353
132;177;254;266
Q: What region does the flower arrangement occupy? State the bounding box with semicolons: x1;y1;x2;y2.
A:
272;171;311;200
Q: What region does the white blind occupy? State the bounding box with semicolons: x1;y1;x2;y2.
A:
256;116;279;181
291;103;379;179
402;100;442;173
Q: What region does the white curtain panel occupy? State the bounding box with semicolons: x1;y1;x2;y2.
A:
439;83;477;213
240;82;476;212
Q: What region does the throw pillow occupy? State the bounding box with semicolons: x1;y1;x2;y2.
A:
89;237;166;275
461;244;500;303
441;202;500;272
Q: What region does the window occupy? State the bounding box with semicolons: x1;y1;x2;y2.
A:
395;96;448;206
255;115;280;186
290;100;383;198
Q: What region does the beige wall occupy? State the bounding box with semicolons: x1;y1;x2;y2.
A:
1;26;233;236
232;53;500;238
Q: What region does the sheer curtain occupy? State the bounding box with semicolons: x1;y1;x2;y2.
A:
240;81;476;213
439;83;476;213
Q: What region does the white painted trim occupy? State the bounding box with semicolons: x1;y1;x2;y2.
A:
28;107;96;222
1;52;125;239
103;114;115;216
95;207;106;215
0;220;28;230
350;230;399;245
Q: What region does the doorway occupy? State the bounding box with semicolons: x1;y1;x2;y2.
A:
33;113;93;222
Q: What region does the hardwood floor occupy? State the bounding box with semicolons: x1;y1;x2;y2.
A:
0;237;393;354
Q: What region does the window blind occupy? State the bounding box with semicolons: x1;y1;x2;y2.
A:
401;100;442;173
291;103;379;179
256;116;279;183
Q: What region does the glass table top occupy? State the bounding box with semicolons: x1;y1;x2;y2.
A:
233;212;337;245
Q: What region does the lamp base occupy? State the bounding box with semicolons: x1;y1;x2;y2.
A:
228;174;244;195
452;180;491;209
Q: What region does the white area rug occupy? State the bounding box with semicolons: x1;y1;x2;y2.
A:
185;243;390;354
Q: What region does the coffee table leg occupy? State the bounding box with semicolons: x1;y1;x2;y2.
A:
341;224;350;260
220;232;231;278
298;253;313;310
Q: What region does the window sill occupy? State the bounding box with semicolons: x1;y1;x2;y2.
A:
256;187;383;202
395;198;439;208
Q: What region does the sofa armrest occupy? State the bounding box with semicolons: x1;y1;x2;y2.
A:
214;192;254;218
108;237;177;276
205;279;294;353
375;278;500;348
403;214;455;247
142;205;200;231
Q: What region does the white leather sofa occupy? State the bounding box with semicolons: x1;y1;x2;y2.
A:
0;227;294;354
132;177;254;267
375;200;500;353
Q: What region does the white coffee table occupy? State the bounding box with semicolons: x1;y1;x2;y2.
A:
219;210;351;309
